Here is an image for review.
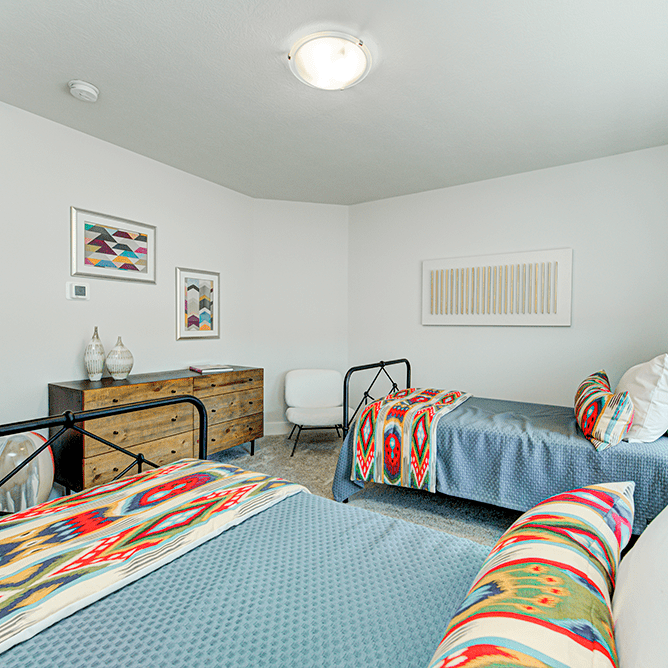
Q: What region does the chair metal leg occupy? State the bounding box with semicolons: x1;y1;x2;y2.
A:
289;423;344;456
250;439;255;456
290;426;302;457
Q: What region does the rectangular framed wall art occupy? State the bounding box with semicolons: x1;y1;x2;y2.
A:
176;267;220;339
422;248;573;326
71;207;156;283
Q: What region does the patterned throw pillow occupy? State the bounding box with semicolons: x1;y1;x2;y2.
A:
426;482;635;668
574;370;634;450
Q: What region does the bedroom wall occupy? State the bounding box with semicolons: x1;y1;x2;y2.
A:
347;146;668;407
0;102;349;433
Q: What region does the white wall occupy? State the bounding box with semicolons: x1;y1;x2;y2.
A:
0;102;349;433
348;146;668;406
3;98;667;431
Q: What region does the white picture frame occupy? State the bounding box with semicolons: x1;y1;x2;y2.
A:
70;207;156;283
176;267;220;339
422;248;573;326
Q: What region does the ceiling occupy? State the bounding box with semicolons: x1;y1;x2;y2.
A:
2;1;667;205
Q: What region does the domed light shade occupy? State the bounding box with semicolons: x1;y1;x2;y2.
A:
288;32;371;90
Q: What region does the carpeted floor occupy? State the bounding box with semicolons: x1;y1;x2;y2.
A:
210;430;522;547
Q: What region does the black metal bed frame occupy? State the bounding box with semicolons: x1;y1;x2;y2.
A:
0;396;208;514
342;358;411;438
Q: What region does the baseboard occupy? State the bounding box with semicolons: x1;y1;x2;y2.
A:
264;420;292;436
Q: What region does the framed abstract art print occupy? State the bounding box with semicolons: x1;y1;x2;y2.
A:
176;267;220;339
70;207;156;283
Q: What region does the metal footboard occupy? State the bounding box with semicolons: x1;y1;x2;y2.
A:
0;395;208;512
342;358;411;437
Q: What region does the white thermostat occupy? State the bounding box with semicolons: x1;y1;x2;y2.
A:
66;282;90;300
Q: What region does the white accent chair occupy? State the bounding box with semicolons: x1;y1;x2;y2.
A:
285;369;350;456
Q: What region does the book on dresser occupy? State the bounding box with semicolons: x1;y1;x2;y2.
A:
48;366;263;491
189;364;233;373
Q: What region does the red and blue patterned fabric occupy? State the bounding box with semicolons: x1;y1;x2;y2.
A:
574;371;634;450
353;388;469;492
0;459;306;654
426;481;635;668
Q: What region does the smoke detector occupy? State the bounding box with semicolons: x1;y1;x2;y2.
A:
68;80;99;102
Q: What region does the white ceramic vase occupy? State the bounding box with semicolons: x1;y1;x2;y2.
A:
106;336;134;380
0;433;54;513
84;326;105;381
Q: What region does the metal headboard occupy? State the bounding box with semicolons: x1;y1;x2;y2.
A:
0;395;208;513
342;358;411;437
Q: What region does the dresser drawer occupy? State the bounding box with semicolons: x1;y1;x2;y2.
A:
83;432;194;488
201;388;263;426
205;414;263;454
193;369;263;398
82;378;193;410
83;403;194;457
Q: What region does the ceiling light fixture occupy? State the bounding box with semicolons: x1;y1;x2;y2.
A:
68;79;99;102
288;31;371;90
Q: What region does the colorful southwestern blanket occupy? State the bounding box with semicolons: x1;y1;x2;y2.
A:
353;388;470;493
0;459;306;654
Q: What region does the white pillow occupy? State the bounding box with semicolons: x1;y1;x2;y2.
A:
613;502;668;667
615;353;668;442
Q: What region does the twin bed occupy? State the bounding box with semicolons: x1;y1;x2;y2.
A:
0;399;487;667
334;359;668;535
1;362;668;667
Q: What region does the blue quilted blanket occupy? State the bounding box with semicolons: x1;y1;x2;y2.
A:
2;492;488;668
334;396;668;534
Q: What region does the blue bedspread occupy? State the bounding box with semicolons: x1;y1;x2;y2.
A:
333;396;668;534
2;491;488;668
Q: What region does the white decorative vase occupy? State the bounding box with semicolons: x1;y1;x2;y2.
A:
106;336;134;380
84;326;105;381
0;433;54;513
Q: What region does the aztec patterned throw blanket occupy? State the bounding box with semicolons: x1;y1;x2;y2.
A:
353;388;470;493
0;459;306;654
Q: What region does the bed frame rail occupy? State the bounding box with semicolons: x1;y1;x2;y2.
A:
0;395;208;511
343;358;411;437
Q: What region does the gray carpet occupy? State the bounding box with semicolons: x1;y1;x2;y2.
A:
209;430;522;547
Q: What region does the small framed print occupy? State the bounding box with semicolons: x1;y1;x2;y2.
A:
176;267;220;339
71;207;156;283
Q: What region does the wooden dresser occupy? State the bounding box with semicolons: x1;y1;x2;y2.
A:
48;366;263;491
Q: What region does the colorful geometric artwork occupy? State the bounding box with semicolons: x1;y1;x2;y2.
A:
71;207;156;283
176;267;220;339
84;222;148;273
185;277;214;331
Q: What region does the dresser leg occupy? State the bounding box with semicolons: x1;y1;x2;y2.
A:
250;440;255;456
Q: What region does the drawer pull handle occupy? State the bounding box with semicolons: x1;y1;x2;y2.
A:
113;467;119;472
171;390;176;394
113;430;119;435
210;383;216;388
211;438;216;442
211;409;216;413
171;417;177;422
112;398;119;403
171;450;176;454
